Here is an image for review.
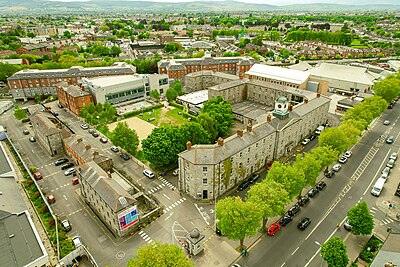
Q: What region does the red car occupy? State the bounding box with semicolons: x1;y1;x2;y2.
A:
33;172;43;180
267;223;281;236
265;161;274;170
72;177;79;185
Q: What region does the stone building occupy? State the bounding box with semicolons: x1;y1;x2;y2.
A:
30;111;65;157
184;71;240;93
7;62;136;101
56;82;93;116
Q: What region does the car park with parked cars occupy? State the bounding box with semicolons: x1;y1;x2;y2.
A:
297;217;311;230
267;223;281;236
61;162;74;170
143;169;155;179
55;158;68;166
288;203;301;216
308;187;319;198
64;168;76;176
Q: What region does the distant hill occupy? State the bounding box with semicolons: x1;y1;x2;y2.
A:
0;0;399;14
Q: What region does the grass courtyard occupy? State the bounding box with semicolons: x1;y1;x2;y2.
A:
137;106;190;126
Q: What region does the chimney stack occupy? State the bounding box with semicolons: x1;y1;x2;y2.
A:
317;93;320;98
217;137;224;146
85;144;91;150
186;141;192;151
92;151;99;157
237;129;243;137
288;104;293;111
77;138;83;143
304;98;309;104
107;172;112;179
247;122;253;132
267;114;272;122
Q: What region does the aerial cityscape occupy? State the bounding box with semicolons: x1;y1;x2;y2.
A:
0;1;400;267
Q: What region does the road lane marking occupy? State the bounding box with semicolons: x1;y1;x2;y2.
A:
291;247;299;255
362;149;391;195
165;212;174;220
280;263;285;267
163;193;171;200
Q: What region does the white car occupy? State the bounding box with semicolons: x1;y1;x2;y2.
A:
390;152;398;161
80;123;89;130
338;156;347;164
111;146;119;152
301;138;311;145
172;169;179;176
384;120;390;125
332;163;342;172
344;151;352;158
64;167;76;176
72;236;82;248
143;169;155;179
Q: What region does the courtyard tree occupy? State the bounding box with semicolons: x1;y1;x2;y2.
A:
110;122;139;154
13;104;27;121
216;196;262;251
318;127;349;154
200;96;234;138
127;242;194;267
110;45;122;57
150;90;160;101
166;87;178;102
321;236;349;267
171;79;184;96
246;180;290;232
347;201;374;235
372;75;400;103
266;162;306;199
179;122;210;145
197;113;218;142
293;152;322;186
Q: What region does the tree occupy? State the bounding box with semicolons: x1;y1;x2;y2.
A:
110;122;139;154
266;162;305;198
318;127;349;154
321;237;349;267
164;42;180;53
13;104;27;120
372;76;400;103
347;201;374;235
216;196;262;251
197;113;218;142
179;122;210;145
127;242;193;267
293;152;321;186
150;90;160;101
110;46;122;57
246;180;290;232
201;96;234;138
166;88;178;102
58;54;78;65
172;80;183;96
310;146;338;171
337;124;360;148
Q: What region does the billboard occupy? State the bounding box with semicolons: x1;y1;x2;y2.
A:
118;205;139;231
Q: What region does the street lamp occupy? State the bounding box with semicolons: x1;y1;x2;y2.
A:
315;241;324;267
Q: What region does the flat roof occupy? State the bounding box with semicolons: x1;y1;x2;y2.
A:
246;64;310;85
177;90;208;106
86;75;145;88
0;142;13;176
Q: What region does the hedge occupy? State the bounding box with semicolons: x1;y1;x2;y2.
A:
169;101;185;110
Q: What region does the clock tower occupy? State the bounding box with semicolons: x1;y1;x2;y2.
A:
272;96;290;120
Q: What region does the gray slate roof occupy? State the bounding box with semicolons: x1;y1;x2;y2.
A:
30;112;61;137
64;134;109;164
79;161;135;213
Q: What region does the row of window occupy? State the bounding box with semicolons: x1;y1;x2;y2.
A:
105;87;145;100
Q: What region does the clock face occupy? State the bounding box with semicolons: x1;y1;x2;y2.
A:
284;104;287;109
278;104;282;108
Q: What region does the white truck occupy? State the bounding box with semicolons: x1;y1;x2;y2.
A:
315;126;325;135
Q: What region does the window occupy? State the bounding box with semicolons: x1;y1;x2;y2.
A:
256;143;258;147
247;158;250;164
203;178;207;184
202;166;207;173
248;147;251;152
239;152;242;157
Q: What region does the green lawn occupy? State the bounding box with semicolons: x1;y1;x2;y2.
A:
137;108;162;126
136;107;189;126
350;39;369;48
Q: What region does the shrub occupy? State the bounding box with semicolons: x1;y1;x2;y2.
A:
122;104;163;119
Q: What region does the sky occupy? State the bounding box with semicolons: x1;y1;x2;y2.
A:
52;0;400;4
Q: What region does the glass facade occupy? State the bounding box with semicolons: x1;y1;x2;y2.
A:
105;86;145;104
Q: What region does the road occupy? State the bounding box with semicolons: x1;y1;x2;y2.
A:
237;103;400;267
1;102;212;266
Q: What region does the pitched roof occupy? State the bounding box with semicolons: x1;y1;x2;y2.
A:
63;134;109;164
29;112;61;136
246;64;310;85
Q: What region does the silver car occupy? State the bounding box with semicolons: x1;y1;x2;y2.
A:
64;167;76;176
332;163;342;172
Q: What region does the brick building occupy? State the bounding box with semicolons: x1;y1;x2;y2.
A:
157;54;254;81
7;62;136;101
56;82;93;116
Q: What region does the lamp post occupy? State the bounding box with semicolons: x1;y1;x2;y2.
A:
315;241;324;267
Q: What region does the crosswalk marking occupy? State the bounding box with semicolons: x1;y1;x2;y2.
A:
138;231;154;244
163;198;186;213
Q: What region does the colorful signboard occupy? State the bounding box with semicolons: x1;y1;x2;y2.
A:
118;205;139;231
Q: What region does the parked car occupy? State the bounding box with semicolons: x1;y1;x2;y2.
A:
100;137;108;143
61;219;71;232
384;120;390;125
382;167;391;176
386;159;395;168
338;156;348;164
325;170;335;178
72;177;79;185
55;158;68;166
267;223;281;236
332;163;342;172
64;168;76;176
29;136;36;142
61;162;74;170
47;194;55;204
390;152;398;161
343;219;353;231
344;151;352;158
248;173;260;184
33;171;43;180
23;129;30;135
72;236;82;248
386;136;394;144
91;131;99;137
143;169;155;179
288;203;301;216
298;195;310;206
88;128;95;134
301;138;311;145
80;123;89;130
297;217;311;230
238;180;251;191
120;153;131;161
111;146;119;153
172;169;179;176
308;187;319;198
265;161;274;170
279;213;293;227
309;134;316;141
316;181;327;191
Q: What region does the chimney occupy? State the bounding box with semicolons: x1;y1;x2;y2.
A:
186;141;192;151
267;114;272;122
107;172;112;179
288;104;293;111
237;129;243;137
77;138;83;143
304;98;309;104
92;151;99;157
247;122;252;132
217;137;224;146
85;144;91;150
317;93;320;98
